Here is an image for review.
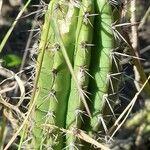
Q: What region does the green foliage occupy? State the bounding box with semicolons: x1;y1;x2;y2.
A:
3;54;21;67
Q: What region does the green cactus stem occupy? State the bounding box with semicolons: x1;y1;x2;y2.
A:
87;0;119;138
32;0;81;149
65;0;95;148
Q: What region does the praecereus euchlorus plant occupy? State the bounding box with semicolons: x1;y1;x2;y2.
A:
28;0;121;149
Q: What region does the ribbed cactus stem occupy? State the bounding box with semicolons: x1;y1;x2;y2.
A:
31;1;56;148
88;0;119;137
29;0;121;149
32;0;81;149
65;0;95;148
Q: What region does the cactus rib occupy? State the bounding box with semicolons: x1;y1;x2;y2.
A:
65;0;95;148
88;0;117;136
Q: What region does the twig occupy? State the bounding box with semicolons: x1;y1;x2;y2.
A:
138;6;150;29
130;0;141;92
14;1;43;95
0;0;2;16
130;0;139;54
108;75;150;141
0;0;31;53
0;67;25;107
0;82;17;94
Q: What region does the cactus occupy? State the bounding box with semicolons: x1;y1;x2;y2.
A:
31;1;56;148
31;0;82;149
65;0;94;148
1;0;150;150
87;0;120;138
29;0;120;149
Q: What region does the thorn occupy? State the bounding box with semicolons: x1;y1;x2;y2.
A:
37;88;57;108
103;94;116;119
46;111;56;119
75;108;87;124
80;41;95;51
51;43;61;52
70;0;82;8
83;12;97;27
63;142;79;150
77;65;94;80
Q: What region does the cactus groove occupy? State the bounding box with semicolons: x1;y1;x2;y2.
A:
29;0;121;149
